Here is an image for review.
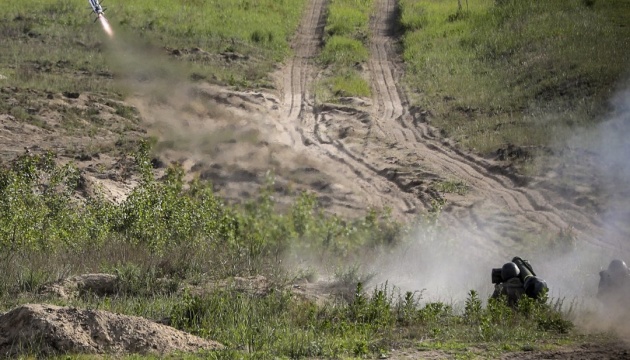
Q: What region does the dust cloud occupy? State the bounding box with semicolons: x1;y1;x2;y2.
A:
566;88;630;338
102;31;215;159
367;224;502;306
102;29;284;173
365;87;630;335
99;28;322;214
538;87;630;295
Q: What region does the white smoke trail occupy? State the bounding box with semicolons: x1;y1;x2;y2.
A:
99;15;114;38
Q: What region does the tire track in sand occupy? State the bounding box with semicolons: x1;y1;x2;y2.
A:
279;0;610;253
278;0;421;217
363;0;610;251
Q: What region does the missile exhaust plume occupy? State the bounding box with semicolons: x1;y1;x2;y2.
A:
98;15;114;38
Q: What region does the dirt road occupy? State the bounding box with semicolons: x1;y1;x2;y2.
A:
275;0;619;256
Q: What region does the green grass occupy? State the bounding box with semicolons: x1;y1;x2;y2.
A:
0;0;307;93
325;0;372;42
325;70;372;98
320;36;369;67
0;0;626;356
317;0;374;102
0;143;605;359
399;0;630;159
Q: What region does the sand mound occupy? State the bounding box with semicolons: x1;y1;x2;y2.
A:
0;304;223;357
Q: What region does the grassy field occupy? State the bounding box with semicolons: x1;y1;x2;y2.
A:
316;0;373;101
399;0;630;159
0;0;307;93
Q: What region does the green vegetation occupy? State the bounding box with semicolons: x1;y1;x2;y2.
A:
318;68;372;99
399;0;630;159
0;144;388;267
320;36;369;67
0;141;404;300
325;0;371;42
432;179;469;195
317;0;373;101
0;0;307;92
0;144;592;358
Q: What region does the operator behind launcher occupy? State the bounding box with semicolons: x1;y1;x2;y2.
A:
597;259;630;306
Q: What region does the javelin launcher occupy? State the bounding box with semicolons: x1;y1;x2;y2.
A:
491;257;548;300
512;257;548;299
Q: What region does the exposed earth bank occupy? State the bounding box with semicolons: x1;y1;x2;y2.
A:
0;304;223;357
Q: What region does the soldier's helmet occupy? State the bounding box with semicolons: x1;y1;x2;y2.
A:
501;262;520;281
607;259;629;279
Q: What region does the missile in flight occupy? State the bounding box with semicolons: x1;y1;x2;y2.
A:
88;0;106;21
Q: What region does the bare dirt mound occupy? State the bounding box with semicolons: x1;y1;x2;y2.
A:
0;304;223;357
0;86;145;203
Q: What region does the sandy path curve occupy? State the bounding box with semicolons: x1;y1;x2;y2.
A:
364;0;612;252
276;0;614;254
278;0;421;217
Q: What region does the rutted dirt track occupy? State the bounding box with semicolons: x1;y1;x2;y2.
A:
276;0;615;255
278;0;417;218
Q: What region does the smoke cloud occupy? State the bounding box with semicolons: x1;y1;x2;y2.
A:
365;87;630;336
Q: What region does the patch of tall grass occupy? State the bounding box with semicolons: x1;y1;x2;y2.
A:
23;284;580;359
317;0;374;102
320;36;369;67
399;0;630;158
323;70;372;98
325;0;372;42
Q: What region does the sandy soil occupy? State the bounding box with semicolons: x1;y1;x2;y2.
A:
384;341;630;360
269;0;624;257
0;304;223;357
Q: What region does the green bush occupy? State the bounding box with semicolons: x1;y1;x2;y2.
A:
0;143;579;358
0;151;104;253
